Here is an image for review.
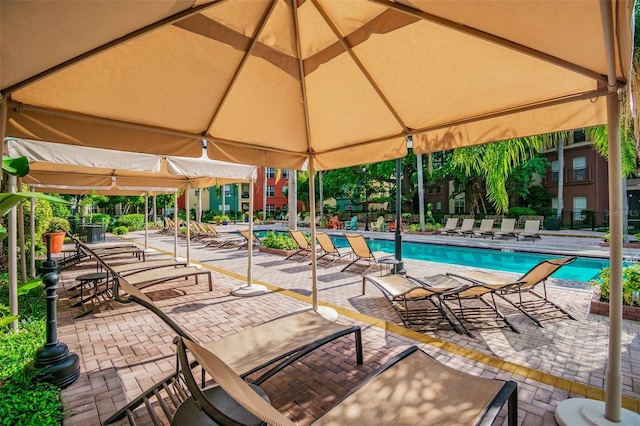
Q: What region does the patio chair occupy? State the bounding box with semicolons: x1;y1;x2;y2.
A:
297;215;311;227
517;219;541;241
370;216;386;232
108;258;188;276
449;256;578;327
439;217;459;236
471;219;495;239
286;229;313;261
327;215;344;229
201;225;245;249
455;218;476;237
415;275;521;337
315;232;352;268
344;216;358;230
238;229;261;250
362;274;463;333
341;233;392;274
491;218;517;240
106;279;364;425
175;337;518;426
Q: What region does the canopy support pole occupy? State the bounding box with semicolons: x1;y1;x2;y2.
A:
144;193;149;251
30;192;36;278
8;175;18;330
173;192;178;259
555;1;639;424
185;183;191;265
231;179;266;297
309;158;337;321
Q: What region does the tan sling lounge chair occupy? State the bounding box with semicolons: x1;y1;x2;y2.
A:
315;232;352;267
362;274;463;333
472;219;495;239
341;233;392;274
492;218;517;240
105;279;363;425
286;229;313;261
517;219;541;241
238;229;262;250
455;218;476;237
174;337;518;426
108;258;188;276
449;256;578;327
439;217;459;236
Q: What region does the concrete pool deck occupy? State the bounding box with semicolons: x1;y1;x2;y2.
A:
55;225;640;425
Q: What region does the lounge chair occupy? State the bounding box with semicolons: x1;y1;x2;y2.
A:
492;218;517;240
238;229;261;250
472;219;495;239
105;279;364;425
439;217;459;236
297;215;311;227
370;216;387;232
517;219;541;241
315;232;352;268
362;274;462;333
108;258;188;276
201;225;245;249
286;229;313;261
449;256;578;326
344;216;358;230
174;337;518;426
123;265;213;291
455;218;475;237
341;233;392;274
413;275;521;337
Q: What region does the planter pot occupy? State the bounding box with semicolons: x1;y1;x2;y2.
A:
43;232;66;254
259;246;298;257
590;291;640;321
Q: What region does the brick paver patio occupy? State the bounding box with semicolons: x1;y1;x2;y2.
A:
54;226;640;425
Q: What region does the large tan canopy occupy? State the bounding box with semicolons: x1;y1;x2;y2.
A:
1;0;634;170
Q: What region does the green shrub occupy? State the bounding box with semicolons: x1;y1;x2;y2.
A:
112;226;129;235
0;370;64;426
45;217;70;233
87;213;110;226
409;224;420;232
114;214;145;231
0;319;46;379
426;222;441;232
261;231;298;250
592;265;640;307
507;206;536;218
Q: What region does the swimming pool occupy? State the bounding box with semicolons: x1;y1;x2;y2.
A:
257;231;609;282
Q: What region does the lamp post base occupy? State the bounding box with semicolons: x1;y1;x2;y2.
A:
25;342;81;389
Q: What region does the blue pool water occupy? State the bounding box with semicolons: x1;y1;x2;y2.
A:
256;231;609;282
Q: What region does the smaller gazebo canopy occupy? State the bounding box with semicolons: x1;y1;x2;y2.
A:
6;138;258;191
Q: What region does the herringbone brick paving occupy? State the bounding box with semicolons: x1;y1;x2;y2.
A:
54;227;640;425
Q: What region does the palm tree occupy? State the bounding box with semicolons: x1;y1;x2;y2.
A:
451;137;545;214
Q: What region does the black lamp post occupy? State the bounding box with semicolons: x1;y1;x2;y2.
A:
362;166;369;231
25;234;80;388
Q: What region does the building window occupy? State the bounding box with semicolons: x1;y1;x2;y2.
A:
573;196;587;220
266;204;275;213
552;198;558;216
266;185;275;197
573;156;587;181
282;170;289;179
266;167;275;179
282;204;288;213
435;201;442;212
454;198;465;214
572;130;587;144
224;185;231;198
551;160;559;183
345;204;354;211
436;185;442;194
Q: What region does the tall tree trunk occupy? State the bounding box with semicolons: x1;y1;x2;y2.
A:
288;170;297;229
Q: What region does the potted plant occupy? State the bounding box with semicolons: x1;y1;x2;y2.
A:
44;217;71;253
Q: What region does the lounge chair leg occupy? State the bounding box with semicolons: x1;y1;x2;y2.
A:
508;384;518;426
355;329;363;365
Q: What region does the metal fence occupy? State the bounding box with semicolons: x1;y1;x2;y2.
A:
549;211;618;232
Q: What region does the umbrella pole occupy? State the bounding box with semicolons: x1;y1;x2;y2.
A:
144;193;149;250
394;157;405;274
8;175;18;330
173;192;178;259
309;160;337;321
185;183;191;265
30;192;36;278
555;1;638;424
231;179;266;297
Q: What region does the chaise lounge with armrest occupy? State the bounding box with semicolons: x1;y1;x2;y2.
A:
448;256;578;327
105;278;363;425
175;336;518;425
341;233;393;274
